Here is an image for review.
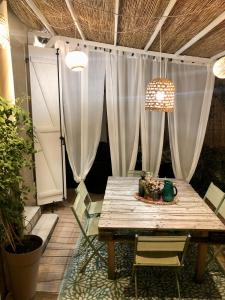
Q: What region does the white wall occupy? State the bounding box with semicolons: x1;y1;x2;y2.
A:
8;8;36;205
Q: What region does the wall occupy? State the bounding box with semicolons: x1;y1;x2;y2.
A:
8;8;36;205
204;78;225;148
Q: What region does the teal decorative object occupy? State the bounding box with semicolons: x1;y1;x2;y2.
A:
162;180;177;202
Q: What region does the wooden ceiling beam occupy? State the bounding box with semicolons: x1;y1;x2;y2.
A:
211;49;225;61
144;0;177;51
176;11;225;55
24;0;55;36
64;0;85;40
114;0;119;46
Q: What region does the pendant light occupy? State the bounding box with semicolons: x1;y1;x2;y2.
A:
213;56;225;79
145;30;175;112
65;45;88;72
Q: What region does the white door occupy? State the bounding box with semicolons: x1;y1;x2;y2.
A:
29;46;66;205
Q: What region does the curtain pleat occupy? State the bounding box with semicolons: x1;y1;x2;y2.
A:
167;62;215;181
58;41;106;182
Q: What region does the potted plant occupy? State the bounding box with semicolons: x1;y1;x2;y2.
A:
0;96;43;300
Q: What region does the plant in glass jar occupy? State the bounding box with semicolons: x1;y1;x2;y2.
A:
143;177;162;200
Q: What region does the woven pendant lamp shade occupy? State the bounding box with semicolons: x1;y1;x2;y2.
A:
145;78;175;112
213;56;225;79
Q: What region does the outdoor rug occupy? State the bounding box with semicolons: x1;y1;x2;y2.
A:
58;237;225;300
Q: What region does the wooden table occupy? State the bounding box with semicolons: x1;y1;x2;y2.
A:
98;176;225;281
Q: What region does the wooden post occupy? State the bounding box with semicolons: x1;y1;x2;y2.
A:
0;0;15;102
107;239;116;280
195;231;209;283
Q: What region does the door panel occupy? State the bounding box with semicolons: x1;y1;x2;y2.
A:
29;46;66;205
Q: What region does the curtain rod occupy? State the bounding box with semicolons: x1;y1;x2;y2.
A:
46;35;211;66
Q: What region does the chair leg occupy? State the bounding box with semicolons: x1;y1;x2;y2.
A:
86;238;107;265
175;270;181;300
79;243;106;273
206;245;224;269
134;268;138;300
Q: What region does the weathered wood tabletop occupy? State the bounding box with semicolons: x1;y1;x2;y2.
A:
98;176;225;280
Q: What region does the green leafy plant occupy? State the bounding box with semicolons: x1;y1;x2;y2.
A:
0;97;34;252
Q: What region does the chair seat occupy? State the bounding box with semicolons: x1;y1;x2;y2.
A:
135;252;181;267
86;216;99;236
88;200;103;215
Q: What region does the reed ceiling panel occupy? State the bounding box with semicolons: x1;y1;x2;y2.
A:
72;0;114;44
31;0;76;37
8;0;42;30
183;20;225;58
149;0;225;54
117;0;170;49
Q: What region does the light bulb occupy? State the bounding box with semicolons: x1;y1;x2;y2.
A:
155;91;165;101
65;50;88;72
213;56;225;79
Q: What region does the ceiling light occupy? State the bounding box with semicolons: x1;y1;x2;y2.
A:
145;78;175;112
213;56;225;79
65;50;88;72
145;30;175;112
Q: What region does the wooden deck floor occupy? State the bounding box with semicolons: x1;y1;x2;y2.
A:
35;191;103;300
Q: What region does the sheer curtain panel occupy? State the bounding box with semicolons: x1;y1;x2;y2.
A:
106;52;141;176
58;42;106;182
167;63;215;181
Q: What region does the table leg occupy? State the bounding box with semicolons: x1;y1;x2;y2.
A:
195;232;208;283
107;240;116;280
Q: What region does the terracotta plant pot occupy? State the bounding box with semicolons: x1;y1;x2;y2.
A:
3;235;43;300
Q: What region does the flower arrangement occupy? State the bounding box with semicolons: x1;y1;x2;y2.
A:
142;175;163;200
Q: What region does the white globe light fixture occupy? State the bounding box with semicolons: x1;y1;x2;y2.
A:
65;50;88;72
213;56;225;79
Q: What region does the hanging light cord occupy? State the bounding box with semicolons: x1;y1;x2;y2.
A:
160;28;162;79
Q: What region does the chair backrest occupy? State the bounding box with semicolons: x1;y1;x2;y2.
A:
76;180;92;206
217;198;225;222
127;170;142;177
135;235;190;265
71;189;87;222
203;182;225;213
76;180;88;197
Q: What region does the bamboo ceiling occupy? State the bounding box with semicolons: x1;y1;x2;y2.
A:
8;0;225;59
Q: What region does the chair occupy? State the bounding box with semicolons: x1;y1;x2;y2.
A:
206;197;225;268
127;170;143;177
203;182;225;214
76;180;103;215
133;234;190;300
71;190;106;273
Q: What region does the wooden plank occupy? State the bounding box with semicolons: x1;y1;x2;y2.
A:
38;264;66;282
40;256;70;265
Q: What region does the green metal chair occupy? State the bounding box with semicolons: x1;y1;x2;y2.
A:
203;182;225;214
133;234;191;300
71;190;106;273
127;170;143;177
206;197;225;268
76;180;103;215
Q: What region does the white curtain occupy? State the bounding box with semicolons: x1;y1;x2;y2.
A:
106;52;141;176
140;58;165;176
167;63;215;182
58;42;106;182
